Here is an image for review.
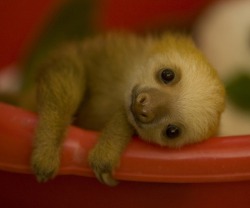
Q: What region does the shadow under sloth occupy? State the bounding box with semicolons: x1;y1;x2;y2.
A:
4;32;225;186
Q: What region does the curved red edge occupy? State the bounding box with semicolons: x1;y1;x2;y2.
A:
1;102;250;183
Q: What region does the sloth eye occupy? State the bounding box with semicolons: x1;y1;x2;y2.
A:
166;124;180;139
160;69;175;84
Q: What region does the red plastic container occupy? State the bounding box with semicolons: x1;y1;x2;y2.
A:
1;1;250;208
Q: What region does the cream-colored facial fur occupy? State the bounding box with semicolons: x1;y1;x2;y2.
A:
125;34;225;148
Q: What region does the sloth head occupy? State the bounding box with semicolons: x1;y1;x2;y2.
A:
126;34;225;148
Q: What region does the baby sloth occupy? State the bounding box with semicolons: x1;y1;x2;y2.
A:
15;33;225;186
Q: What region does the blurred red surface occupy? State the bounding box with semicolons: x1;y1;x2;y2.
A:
0;0;62;68
0;0;214;69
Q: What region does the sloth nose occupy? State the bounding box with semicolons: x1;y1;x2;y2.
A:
132;92;156;123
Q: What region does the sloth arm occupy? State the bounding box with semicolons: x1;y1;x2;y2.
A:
88;108;134;186
31;44;86;182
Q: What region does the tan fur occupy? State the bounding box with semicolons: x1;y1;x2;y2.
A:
1;32;225;185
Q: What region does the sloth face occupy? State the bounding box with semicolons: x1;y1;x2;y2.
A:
126;36;225;148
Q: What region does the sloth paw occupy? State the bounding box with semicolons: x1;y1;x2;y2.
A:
88;148;119;186
31;147;60;182
94;169;118;187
